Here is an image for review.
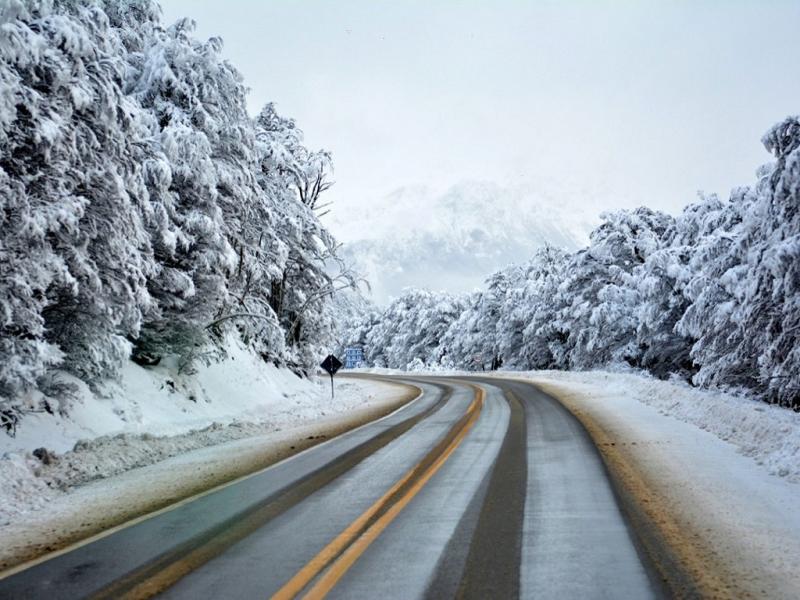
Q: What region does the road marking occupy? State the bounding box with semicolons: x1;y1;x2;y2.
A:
84;386;445;600
273;385;485;600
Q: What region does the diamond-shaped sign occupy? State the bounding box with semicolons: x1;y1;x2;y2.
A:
321;354;342;376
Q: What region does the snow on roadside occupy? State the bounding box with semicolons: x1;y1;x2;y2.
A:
0;341;399;525
516;369;800;483
4;340;322;455
503;369;800;598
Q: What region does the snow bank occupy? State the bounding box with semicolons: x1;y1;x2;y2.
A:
0;342;400;524
517;370;800;483
4;341;323;455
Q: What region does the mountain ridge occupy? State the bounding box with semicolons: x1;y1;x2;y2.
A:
331;181;595;302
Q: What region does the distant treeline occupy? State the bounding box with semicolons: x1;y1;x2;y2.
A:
350;116;800;408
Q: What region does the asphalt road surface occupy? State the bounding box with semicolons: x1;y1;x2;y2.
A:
0;375;666;599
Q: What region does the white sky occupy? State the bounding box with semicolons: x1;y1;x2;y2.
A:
160;0;800;235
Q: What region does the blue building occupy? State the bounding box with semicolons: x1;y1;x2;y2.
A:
344;346;364;369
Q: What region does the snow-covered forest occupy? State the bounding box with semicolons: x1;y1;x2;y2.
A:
0;0;358;432
351;116;800;409
2;0;798;441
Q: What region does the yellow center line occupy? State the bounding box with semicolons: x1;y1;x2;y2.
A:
272;386;485;600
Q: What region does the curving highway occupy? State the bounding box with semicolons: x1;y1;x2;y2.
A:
0;375;667;599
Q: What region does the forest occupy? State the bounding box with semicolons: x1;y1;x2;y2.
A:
2;0;798;440
0;0;357;431
349;116;800;409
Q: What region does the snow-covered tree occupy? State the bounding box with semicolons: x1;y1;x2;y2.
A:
550;208;672;370
366;289;464;369
1;1;159;416
439;291;493;370
675;188;756;393
634;197;725;378
752;117;800;407
335;289;379;355
0;0;353;430
514;246;570;369
252;104;362;366
121;16;242;365
677;118;800;406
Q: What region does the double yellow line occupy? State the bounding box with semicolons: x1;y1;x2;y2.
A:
273;386;485;600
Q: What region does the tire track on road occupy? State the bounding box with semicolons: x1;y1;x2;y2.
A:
423;384;527;599
84;385;452;599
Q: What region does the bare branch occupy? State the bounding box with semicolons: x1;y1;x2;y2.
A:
206;312;276;330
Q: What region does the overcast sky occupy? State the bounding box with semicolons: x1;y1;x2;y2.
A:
160;0;800;237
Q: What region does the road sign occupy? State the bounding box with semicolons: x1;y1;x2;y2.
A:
344;346;364;369
321;354;343;399
321;355;342;376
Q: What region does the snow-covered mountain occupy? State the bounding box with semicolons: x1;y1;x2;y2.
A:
330;181;595;301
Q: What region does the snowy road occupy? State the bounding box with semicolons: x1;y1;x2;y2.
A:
0;376;665;599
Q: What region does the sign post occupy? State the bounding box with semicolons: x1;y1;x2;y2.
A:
320;354;343;399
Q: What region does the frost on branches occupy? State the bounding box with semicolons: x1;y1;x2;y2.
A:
356;117;800;409
0;0;358;432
